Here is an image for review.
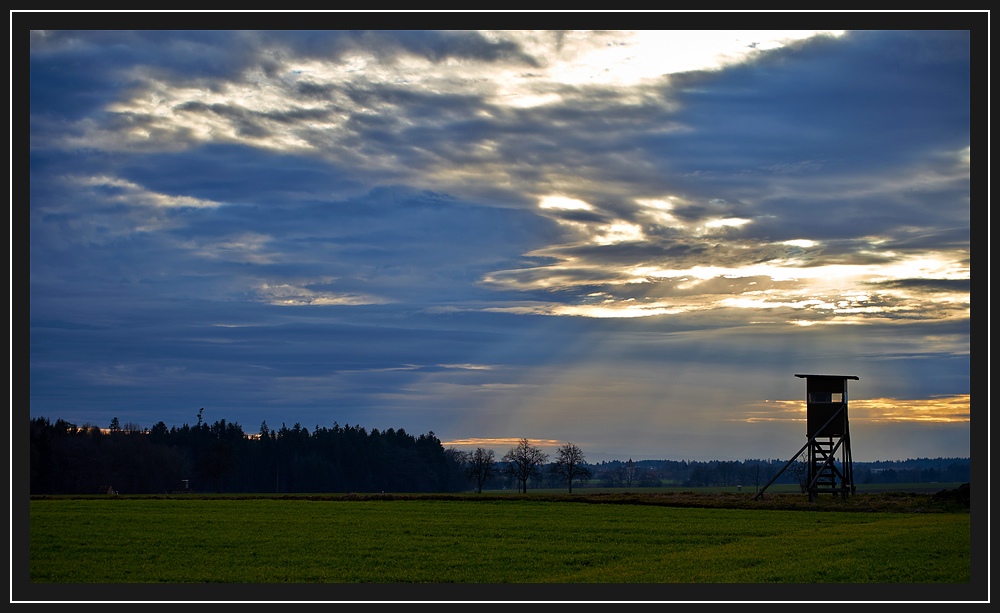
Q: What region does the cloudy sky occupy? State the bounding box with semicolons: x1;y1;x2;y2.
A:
25;20;975;462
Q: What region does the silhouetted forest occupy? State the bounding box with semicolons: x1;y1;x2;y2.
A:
29;412;466;495
28;413;970;495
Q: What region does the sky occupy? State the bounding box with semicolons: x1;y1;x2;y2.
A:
23;18;977;463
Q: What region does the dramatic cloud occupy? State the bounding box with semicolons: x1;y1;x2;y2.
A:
26;23;973;461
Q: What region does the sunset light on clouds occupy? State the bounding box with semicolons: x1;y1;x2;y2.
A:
24;16;976;463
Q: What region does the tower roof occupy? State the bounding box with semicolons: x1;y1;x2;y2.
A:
794;374;859;380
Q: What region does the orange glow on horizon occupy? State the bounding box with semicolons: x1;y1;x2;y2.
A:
442;437;566;449
740;394;969;424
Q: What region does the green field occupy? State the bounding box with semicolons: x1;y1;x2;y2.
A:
29;493;970;584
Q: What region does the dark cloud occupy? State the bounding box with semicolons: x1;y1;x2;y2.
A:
645;32;970;227
868;278;970;292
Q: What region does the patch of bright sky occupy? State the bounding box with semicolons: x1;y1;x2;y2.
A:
538;195;594;211
442;437;580;452
741;394;969;425
254;282;388;307
552;303;693;319
782;239;816;248
703;218;751;230
495;30;846;94
634;253;967;285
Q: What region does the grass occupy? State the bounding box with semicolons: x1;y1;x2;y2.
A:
28;492;970;584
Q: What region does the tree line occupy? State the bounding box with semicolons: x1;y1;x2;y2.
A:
28;412;969;495
29;411;465;495
590;456;970;491
28;413;590;495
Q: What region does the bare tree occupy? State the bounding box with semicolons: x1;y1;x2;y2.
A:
787;452;810;493
550;442;591;493
502;438;548;493
467;447;495;493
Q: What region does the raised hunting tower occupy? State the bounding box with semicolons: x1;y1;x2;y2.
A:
754;374;859;502
797;374;858;501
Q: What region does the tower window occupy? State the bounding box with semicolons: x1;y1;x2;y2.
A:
809;392;843;403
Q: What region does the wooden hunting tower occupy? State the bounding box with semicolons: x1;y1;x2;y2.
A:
797;374;858;501
755;374;859;502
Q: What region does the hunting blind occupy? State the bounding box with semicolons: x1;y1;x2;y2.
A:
755;374;859;502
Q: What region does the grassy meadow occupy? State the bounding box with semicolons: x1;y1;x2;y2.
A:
28;490;970;584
